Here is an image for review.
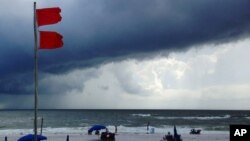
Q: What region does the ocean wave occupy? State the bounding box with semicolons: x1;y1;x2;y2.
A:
204;126;229;131
0;125;230;135
0;128;33;136
131;113;151;117
0;126;190;135
155;115;231;120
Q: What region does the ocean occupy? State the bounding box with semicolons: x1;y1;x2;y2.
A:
0;110;249;135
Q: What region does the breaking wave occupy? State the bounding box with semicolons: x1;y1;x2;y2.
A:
155;115;231;120
131;114;151;117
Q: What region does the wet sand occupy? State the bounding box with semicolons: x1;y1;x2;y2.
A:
1;131;229;141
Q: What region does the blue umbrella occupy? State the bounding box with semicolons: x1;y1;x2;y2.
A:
174;125;178;138
17;134;47;141
88;125;106;133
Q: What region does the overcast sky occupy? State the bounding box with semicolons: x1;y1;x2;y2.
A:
1;0;250;109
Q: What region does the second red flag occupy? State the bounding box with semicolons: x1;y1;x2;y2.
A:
39;31;63;49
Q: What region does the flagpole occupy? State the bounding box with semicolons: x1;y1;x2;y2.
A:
33;2;38;141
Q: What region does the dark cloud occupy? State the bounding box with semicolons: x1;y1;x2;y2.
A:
1;0;250;94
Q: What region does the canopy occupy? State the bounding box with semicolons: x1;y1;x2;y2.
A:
17;134;47;141
174;125;177;137
88;125;106;133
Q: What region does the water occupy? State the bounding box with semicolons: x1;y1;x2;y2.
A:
0;109;249;134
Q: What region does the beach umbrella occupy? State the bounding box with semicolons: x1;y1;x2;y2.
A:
174;125;178;137
88;125;106;133
17;134;47;141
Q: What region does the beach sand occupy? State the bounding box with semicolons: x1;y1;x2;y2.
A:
1;131;229;141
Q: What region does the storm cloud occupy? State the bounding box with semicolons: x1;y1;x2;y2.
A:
1;0;250;97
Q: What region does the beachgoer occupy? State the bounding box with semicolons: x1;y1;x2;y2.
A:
166;132;173;140
115;125;118;134
105;128;109;133
147;122;150;132
105;128;110;138
95;130;100;135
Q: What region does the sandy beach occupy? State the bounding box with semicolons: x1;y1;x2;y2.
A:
1;131;229;141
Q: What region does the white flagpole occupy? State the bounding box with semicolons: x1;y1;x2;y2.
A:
33;2;38;141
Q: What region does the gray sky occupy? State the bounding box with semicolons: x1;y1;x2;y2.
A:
0;0;250;109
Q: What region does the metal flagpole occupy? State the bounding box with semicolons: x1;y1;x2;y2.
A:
33;2;38;141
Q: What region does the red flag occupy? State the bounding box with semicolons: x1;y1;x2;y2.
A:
36;7;62;26
39;31;63;49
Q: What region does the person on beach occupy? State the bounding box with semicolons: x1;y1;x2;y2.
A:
115;125;118;134
147;121;150;133
88;130;92;135
95;130;100;135
163;132;174;141
105;128;109;133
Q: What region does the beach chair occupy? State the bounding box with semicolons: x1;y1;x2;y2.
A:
100;132;115;141
190;129;201;135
